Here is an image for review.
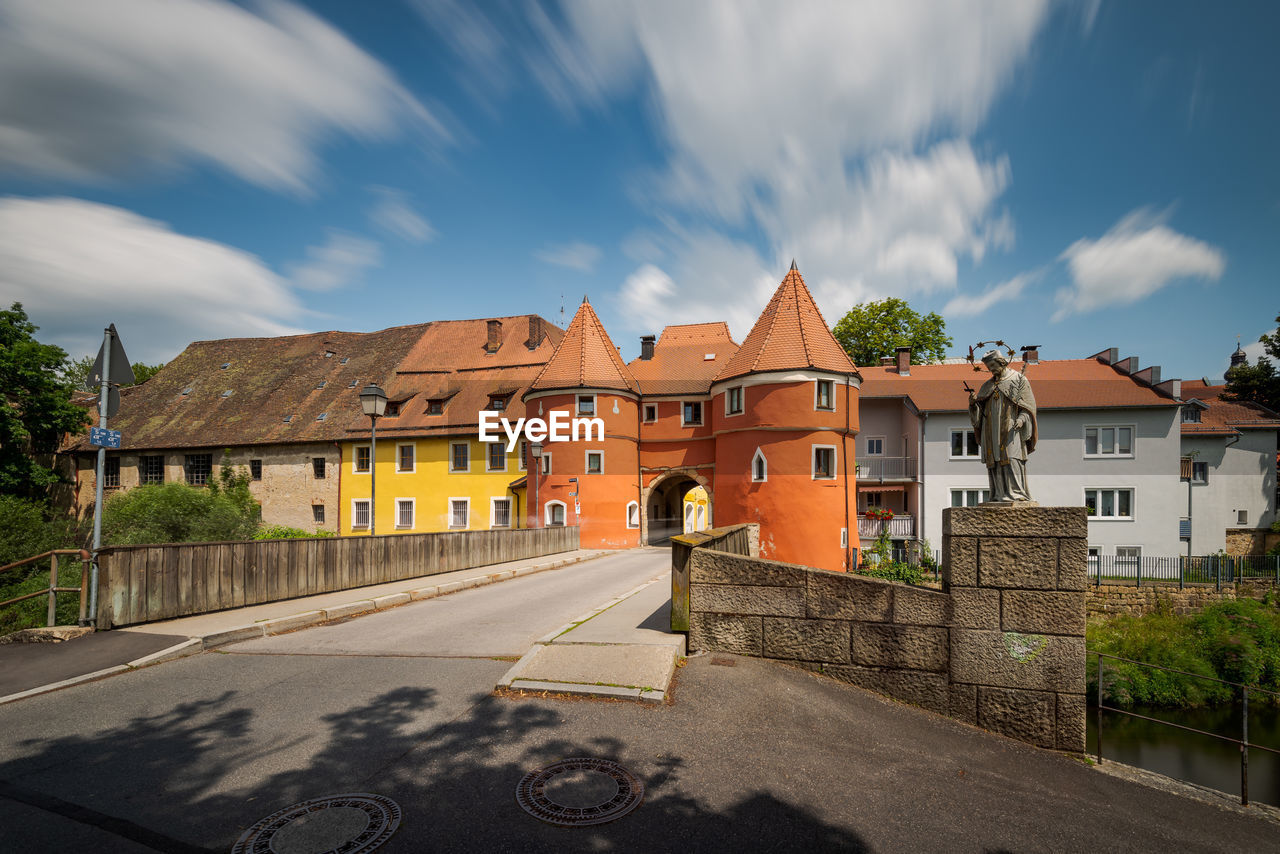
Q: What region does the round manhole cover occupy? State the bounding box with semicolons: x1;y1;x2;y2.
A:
231;793;401;854
516;758;644;827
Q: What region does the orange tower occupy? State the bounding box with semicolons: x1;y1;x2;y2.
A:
709;263;862;570
523;298;642;548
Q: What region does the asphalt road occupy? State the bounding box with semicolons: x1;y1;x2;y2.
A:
1;549;1276;853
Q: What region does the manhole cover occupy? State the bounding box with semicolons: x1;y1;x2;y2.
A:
516;758;644;827
231;793;401;854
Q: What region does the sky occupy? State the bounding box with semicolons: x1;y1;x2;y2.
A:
0;0;1276;384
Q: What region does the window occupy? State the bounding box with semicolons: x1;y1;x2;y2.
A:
354;446;371;473
491;498;512;529
1238;510;1249;526
396;498;414;529
586;451;603;474
248;459;262;481
752;448;767;483
488;441;506;472
519;440;528;471
450;442;469;472
312;457;326;479
541;452;552;475
813;445;836;480
1088;546;1101;574
1116;546;1141;571
577;394;596;417
140;455;164;485
385;401;401;417
643;404;657;423
103;457;120;488
352;499;370;529
726;386;743;415
545;501;566;526
488;394;508;411
866;437;884;456
449;498;469;529
397;444;415;473
1085;488;1133;519
1085;426;1134;457
312;505;325;524
184;453;212;486
682;401;703;425
950;489;991;507
1181;406;1202;423
626;501;639;528
950;429;980;458
1191;461;1208;484
815;379;834;411
426;399;445;415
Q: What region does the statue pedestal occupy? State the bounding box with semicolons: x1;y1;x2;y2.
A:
942;505;1087;752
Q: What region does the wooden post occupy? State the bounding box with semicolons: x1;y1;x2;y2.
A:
46;552;58;627
78;560;90;626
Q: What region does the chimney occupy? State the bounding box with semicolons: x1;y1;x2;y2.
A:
640;335;656;360
880;355;894;367
526;316;541;350
486;319;502;354
895;346;911;375
1020;345;1040;365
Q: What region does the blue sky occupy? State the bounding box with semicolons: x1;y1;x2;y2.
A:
1;0;1275;384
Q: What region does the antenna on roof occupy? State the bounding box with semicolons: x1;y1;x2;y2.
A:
560;293;565;326
790;259;798;271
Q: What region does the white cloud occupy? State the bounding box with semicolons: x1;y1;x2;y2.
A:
369;187;436;243
0;197;305;363
1053;209;1225;320
288;230;381;292
944;271;1039;318
534;242;603;273
0;0;446;194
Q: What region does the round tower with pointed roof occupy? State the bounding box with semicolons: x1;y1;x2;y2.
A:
522;298;642;548
709;263;862;570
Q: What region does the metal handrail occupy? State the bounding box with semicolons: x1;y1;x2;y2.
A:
0;549;92;627
1092;650;1279;806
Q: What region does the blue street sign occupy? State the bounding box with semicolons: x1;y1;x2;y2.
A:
90;427;122;449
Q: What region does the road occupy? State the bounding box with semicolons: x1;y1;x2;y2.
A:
1;548;1277;853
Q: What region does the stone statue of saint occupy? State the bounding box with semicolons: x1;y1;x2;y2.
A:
968;350;1038;502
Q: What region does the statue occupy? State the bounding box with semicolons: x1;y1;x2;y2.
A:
968;349;1037;502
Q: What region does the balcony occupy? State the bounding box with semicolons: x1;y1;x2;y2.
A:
855;456;917;481
857;515;916;539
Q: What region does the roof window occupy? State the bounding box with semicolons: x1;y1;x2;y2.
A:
283;415;292;423
221;390;232;398
181;387;192;395
704;353;715;360
316;412;327;421
221;362;230;370
340;357;349;365
316;380;327;389
324;351;334;358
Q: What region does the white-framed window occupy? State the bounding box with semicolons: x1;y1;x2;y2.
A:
865;436;884;456
682;401;703;426
1191;461;1208;484
545;500;566;526
586;450;603;474
950;429;979;458
1088;546;1101;574
1085;488;1134;520
541;452;552;475
643;404;658;423
1116;546;1141;571
449;497;469;529
487;441;506;472
726;386;743;416
950;488;991;507
519;440;528;471
1238;509;1249;526
395;498;415;529
353;445;371;474
577;394;596;417
1181;406;1202;423
812;445;837;480
1084;425;1134;458
351;499;370;529
450;442;469;472
491;497;512;528
626;501;639;528
815;379;834;411
396;443;415;473
751;448;767;482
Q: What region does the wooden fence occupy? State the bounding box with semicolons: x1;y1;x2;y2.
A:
95;526;579;629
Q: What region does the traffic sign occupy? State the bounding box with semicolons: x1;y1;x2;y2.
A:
88;324;135;388
90;427;122;449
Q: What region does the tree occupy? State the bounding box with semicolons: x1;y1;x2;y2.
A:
1223;311;1280;413
62;354;165;388
831;298;952;367
0;304;90;499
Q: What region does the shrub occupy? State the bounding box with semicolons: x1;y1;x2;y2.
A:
254;525;335;540
856;560;924;585
102;459;260;545
0;495;82;633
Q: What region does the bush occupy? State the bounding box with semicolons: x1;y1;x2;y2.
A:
856;560;924;585
0;495;82;633
254;525;335;540
102;460;260;545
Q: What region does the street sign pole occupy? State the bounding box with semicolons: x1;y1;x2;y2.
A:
89;327;111;625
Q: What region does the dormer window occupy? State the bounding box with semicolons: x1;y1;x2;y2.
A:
426;399;445;415
489;394;509;412
1181;406;1202;423
385;401;401;417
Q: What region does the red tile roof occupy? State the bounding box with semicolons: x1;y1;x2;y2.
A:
1181;382;1280;436
860;359;1179;412
528;298;640;394
715;264;856;382
628;322;739;395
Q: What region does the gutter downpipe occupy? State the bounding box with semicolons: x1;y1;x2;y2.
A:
920;409;927;562
844;373;853;570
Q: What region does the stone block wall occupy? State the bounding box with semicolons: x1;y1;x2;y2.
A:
1088;580;1278;617
1226;529;1280;556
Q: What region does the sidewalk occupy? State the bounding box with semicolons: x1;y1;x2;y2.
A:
0;548;611;706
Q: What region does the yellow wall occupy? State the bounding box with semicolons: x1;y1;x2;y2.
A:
682;485;710;533
339;436;526;534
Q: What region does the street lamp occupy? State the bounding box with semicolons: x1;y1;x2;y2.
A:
360;384;387;535
530;442;543;527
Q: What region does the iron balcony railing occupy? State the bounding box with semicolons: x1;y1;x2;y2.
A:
857;516;916;539
854;456;918;480
1089;553;1280;588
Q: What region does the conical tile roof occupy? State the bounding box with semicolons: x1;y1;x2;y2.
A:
715;264;856;382
528;297;640;394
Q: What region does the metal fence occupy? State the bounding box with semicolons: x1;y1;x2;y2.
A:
1090;554;1280;588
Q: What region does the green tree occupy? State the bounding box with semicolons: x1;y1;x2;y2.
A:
62;354;165;388
101;456;260;545
1224;311;1280;413
831;298;952;367
0;304;91;499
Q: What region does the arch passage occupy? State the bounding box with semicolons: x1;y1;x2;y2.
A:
641;470;711;545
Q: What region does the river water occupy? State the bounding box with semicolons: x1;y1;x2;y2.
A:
1087;702;1280;806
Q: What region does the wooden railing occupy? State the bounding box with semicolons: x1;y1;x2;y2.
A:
0;549;92;627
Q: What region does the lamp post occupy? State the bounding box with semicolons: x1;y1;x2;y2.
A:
530;442;543;527
360;384;387;535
